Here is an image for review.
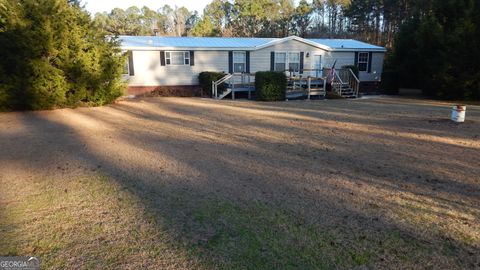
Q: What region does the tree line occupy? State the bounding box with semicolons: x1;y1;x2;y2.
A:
93;0;415;49
94;0;480;100
93;5;200;37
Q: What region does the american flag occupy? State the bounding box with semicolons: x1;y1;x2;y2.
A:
328;60;337;83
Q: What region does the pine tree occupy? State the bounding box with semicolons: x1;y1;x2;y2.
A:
392;0;480;100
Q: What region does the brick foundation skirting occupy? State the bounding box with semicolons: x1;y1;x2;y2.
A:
127;82;380;97
127;85;203;97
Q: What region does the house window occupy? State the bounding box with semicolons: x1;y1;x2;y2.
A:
165;51;190;65
123;58;129;75
358;52;369;72
233;51;246;73
275;52;287;71
288;52;300;71
123;51;133;75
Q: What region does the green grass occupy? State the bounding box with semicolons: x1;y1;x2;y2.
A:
0;175;472;269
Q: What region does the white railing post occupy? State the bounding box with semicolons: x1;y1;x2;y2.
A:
323;77;326;94
307;77;311;100
212;81;215;99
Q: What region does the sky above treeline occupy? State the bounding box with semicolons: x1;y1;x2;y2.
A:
81;0;212;15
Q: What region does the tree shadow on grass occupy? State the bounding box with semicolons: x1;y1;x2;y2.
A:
109;99;480;201
0;98;479;269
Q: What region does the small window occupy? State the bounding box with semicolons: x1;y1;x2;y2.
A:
184;51;190;65
123;58;129;75
233;51;246;73
288;52;300;71
275;52;286;71
123;52;132;75
165;51;190;66
358;52;369;72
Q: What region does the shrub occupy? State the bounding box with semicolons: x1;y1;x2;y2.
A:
326;91;344;99
255;71;287;101
25;59;68;110
0;84;12;111
380;70;399;95
198;71;226;97
342;65;359;78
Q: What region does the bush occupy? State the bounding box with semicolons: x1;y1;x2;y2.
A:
326;91;344;99
26;59;68;110
342;65;359;78
198;71;226;97
380;70;399;95
255;71;287;101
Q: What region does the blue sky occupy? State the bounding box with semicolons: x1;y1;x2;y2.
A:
82;0;212;15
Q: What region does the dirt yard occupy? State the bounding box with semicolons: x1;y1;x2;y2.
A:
1;97;479;269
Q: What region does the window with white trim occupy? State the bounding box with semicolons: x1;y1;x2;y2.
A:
288;52;300;71
358;52;369;72
274;52;287;71
165;51;190;65
233;51;246;73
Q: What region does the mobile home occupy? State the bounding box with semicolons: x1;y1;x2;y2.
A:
120;35;386;97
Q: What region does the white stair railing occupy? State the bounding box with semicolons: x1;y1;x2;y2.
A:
347;69;360;97
212;74;233;99
332;72;345;95
331;68;360;97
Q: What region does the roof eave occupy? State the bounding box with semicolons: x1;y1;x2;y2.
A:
121;46;259;51
254;36;332;51
330;48;387;52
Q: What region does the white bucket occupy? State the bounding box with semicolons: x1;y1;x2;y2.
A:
451;105;466;123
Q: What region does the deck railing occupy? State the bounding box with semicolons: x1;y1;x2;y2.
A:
287;76;326;100
212;68;352;99
212;73;255;99
286;68;325;78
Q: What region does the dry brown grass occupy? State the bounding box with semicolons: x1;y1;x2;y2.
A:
1;96;479;269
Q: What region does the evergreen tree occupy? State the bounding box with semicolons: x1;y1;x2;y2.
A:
292;0;313;37
0;0;125;110
190;16;217;36
392;0;480;100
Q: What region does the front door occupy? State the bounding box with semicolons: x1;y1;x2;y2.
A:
313;55;322;77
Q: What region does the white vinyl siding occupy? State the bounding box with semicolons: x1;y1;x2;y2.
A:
250;39;319;73
166;51;190;66
233;51;246;73
127;50;228;86
323;51;384;82
358;52;369;72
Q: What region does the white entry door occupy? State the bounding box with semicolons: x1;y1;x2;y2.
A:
313;55;322;77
